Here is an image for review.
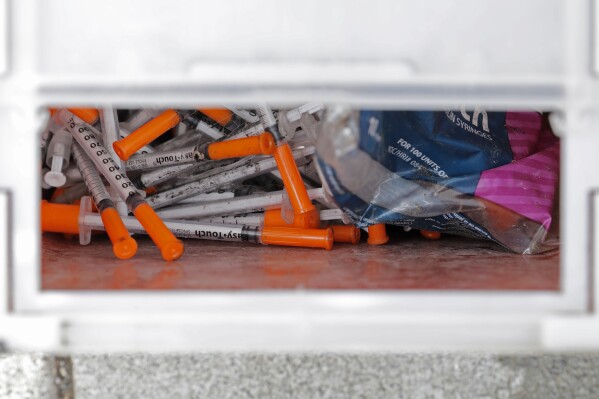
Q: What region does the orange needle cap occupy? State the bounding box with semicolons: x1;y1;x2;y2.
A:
207;132;275;160
331;225;361;244
67;108;99;124
132;203;184;261
113;110;180;161
100;207;138;259
41;200;80;234
420;230;441;240
367;223;389;245
261;226;333;250
273;143;319;228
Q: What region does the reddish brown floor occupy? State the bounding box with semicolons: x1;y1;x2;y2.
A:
41;231;559;291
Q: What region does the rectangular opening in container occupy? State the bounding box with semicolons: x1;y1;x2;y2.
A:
40;106;560;291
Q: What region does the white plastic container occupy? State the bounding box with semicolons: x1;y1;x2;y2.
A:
0;0;598;352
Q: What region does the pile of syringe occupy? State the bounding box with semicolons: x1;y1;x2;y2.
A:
40;104;397;261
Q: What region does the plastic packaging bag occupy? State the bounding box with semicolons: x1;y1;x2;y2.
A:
315;107;559;254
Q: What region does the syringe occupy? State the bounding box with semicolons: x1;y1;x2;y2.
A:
154;158;247;189
125;132;275;172
133;156;239;192
44;129;73;187
132;162;206;190
156;187;325;219
41;109;54;157
56;110;184;261
193;132;275;161
113;108;233;161
200;209;360;244
147;146;315;209
71;143;137;259
100;106;128;215
126;146;196;172
44;108;101;187
200;208;345;226
256;104;319;228
113;110;182;161
42;196;334;250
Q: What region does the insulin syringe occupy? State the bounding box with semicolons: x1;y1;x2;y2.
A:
112;109;233;161
146;146;315;209
43;109;101;187
42;196;333;250
256;104;319;228
201;208;360;244
125;132;275;172
56;109;184;261
155;185;324;220
202;208;348;226
71;143;138;259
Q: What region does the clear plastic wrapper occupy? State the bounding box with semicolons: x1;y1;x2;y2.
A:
315;107;560;254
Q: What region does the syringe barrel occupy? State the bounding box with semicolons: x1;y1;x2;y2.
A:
71;143;112;207
58;110;139;201
135;163;198;189
126;146;196;171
